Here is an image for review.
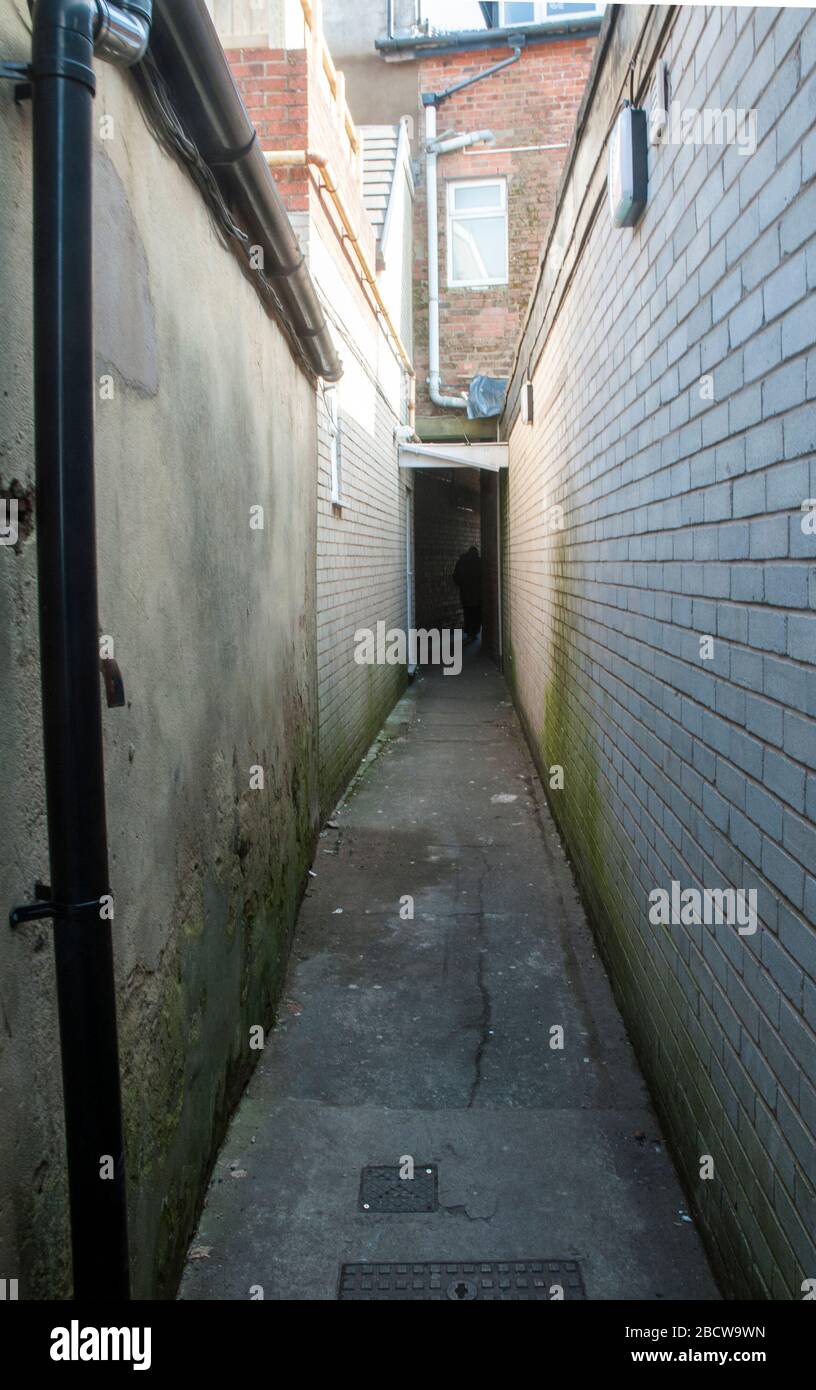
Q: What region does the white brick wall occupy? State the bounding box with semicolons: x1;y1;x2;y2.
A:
503;5;816;1298
309;200;410;814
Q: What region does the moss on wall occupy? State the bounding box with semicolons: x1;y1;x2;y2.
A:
119;708;318;1299
318;662;405;819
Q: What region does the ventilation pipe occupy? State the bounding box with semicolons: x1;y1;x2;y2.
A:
94;0;152;61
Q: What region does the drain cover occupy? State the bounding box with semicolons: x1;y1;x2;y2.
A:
338;1260;586;1300
359;1165;438;1213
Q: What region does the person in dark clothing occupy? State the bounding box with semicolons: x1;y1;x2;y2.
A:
453;546;482;642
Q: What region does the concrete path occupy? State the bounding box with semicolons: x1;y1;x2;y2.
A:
180;647;718;1301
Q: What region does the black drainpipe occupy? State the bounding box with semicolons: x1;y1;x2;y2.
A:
424;42;522;108
10;0;153;1302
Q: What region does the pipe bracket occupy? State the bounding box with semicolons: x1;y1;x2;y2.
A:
0;59;32;81
263;254;306;280
0;58;33;100
10;890;111;928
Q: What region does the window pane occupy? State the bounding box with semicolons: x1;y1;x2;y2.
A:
453;183;502;211
502;2;536;22
547;3;600;14
451;215;507;283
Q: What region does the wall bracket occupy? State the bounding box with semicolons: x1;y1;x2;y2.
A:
10;887;109;928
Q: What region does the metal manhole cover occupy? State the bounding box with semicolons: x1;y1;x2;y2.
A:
338;1260;586;1300
359;1165;438;1213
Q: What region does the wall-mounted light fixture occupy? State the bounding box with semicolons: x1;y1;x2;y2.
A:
608;103;648;228
520;381;534;425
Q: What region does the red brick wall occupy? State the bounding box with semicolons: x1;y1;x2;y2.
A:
227;46;375;265
229;49;310;211
414;36;596;417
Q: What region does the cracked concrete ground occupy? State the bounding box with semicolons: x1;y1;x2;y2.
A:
179;646;719;1301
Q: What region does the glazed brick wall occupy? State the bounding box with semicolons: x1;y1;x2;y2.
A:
413;35;597;417
480;471;500;661
503;5;816;1299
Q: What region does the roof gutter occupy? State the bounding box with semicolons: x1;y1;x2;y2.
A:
147;0;342;382
376;15;603;58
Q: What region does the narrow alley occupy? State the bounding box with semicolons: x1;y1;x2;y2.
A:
180;648;718;1301
3;0;815;1340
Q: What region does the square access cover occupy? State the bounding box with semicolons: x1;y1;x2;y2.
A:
359;1164;438;1213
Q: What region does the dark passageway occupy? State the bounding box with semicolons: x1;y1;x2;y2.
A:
180;648;718;1301
414;468;482;635
412;466;502;661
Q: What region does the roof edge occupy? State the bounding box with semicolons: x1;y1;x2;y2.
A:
376;15;603;58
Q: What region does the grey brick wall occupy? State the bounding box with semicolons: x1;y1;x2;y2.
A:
503;5;816;1298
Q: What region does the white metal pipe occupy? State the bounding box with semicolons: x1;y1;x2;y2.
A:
430;128;494;155
466;142;570;155
425;102;468;411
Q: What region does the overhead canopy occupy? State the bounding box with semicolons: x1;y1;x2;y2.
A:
399;442;508;472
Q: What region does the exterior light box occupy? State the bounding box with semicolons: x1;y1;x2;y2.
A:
520;381;534;425
608;104;648;228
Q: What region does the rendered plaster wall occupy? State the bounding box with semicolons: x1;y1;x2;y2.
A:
0;0;318;1298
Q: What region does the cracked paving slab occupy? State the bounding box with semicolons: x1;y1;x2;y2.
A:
180;646;719;1301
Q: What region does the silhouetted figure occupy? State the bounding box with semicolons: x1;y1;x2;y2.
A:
453;546;482;642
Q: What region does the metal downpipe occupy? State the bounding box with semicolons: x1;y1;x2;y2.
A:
22;0;152;1301
424;102;468;410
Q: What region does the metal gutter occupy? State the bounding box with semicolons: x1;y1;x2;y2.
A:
147;0;342;383
376;15;603;58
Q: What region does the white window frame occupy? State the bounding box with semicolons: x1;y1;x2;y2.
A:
324;386;342;506
446;178;508;290
497;2;604;25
